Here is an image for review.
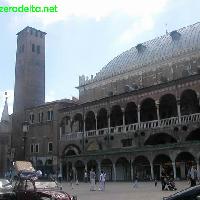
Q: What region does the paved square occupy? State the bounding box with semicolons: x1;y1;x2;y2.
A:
62;181;190;200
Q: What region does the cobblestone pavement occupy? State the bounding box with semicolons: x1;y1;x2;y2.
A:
61;181;190;200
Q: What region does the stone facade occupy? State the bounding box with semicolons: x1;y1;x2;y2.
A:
11;22;200;181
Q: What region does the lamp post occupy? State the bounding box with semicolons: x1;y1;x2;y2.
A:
22;121;29;160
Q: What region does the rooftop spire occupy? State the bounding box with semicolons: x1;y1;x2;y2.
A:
1;92;9;122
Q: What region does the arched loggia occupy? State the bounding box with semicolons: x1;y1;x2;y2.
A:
125;102;137;124
110;105;123;127
97;108;108;129
140;98;157;122
180;89;200;115
175;152;196;179
159;94;177;119
85;111;96;131
72;113;83;132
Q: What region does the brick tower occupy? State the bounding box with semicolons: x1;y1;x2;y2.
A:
12;27;46;160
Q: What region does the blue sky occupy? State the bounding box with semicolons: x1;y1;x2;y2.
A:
0;0;200;118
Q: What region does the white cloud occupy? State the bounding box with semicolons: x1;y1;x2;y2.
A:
0;90;14;120
118;0;170;44
7;0;170;26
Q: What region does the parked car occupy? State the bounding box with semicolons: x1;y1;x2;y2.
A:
163;185;200;200
0;176;77;200
0;179;15;200
13;177;77;200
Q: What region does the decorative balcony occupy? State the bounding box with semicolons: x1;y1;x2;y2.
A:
60;113;200;141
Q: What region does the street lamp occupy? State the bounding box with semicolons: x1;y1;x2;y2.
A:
22;121;29;160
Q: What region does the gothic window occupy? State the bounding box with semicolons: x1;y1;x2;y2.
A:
29;113;34;124
30;144;34;153
38;112;44;123
47;110;53;121
35;144;39;153
48;142;53;152
37;45;40;54
32;44;35;52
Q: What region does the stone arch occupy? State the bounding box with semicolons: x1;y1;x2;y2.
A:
159;94;177;119
175;152;196;179
115;157;130;181
180;89;200;115
85;111;96;131
125;102;137;125
110;105;123;127
140;98;157;122
186;128;200;141
144;133;177;146
133;156;150;180
101;159;113;181
75;160;85;181
153;154;172;179
60;116;71;134
72;113;83;132
63;144;81;157
97;108;108;129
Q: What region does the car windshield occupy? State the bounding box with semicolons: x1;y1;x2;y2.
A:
0;179;11;188
35;180;60;190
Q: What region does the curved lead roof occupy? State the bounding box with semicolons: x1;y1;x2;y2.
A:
94;22;200;81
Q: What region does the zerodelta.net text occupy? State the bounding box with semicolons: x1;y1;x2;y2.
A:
0;5;58;12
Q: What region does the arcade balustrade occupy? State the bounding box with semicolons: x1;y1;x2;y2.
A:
60;112;200;141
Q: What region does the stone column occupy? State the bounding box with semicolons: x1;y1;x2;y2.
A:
172;162;177;180
196;158;200;179
59;162;63;176
131;161;134;181
95;113;98;134
98;161;101;180
137;104;141;123
59;126;62;140
122;108;125;132
108;112;111;135
177;99;181;123
112;163;116;181
155;100;160;126
150;161;154;180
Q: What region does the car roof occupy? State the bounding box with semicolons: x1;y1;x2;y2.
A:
166;185;200;199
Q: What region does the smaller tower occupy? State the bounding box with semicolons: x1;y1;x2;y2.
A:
1;92;9;122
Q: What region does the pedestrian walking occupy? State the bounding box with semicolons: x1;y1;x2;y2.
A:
89;168;96;191
188;165;198;187
69;170;74;189
133;174;138;188
154;178;158;187
161;168;167;190
99;171;106;191
84;170;88;183
58;172;62;183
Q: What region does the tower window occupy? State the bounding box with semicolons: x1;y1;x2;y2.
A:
22;44;24;53
29;113;34;124
47;110;53;121
37;45;40;54
35;144;39;153
32;44;35;52
48;142;53;152
38;112;44;123
30;144;34;153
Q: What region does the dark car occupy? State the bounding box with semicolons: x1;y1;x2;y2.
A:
0;179;15;200
0;177;76;200
13;178;76;200
163;185;200;200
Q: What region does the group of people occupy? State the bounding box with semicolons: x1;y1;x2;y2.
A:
89;168;106;191
67;168;106;191
187;165;199;187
